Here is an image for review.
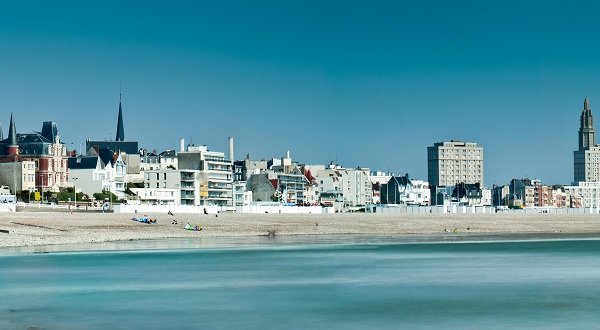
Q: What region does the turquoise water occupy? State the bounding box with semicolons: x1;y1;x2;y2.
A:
2;237;600;329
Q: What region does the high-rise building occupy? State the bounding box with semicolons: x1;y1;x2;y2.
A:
574;98;600;183
427;140;484;187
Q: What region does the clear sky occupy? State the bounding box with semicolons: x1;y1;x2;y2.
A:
1;0;600;185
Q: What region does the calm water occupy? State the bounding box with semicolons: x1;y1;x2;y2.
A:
2;237;600;329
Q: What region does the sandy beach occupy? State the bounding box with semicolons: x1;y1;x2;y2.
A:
1;211;600;249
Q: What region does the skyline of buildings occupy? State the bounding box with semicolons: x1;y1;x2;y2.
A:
1;96;600;209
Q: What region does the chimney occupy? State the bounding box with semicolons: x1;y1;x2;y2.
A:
179;138;184;153
228;136;234;161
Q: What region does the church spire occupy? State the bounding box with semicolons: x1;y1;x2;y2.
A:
6;113;18;156
579;98;596;150
585;97;590;111
7;113;17;146
115;93;125;142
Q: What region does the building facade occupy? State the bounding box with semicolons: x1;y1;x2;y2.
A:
564;181;600;208
574;98;600;183
381;175;430;205
178;145;233;206
427;140;484;187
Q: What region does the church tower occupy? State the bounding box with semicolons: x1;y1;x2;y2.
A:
115;94;125;142
6;113;18;156
574;98;600;183
579;98;595;150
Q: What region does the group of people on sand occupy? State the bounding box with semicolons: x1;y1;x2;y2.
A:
131;211;202;231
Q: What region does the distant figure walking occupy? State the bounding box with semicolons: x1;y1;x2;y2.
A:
203;208;208;215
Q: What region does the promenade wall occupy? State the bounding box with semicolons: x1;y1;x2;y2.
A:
374;204;600;215
114;204;331;214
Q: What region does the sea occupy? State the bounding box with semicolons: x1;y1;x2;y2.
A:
1;235;600;330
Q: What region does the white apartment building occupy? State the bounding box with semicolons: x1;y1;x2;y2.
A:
131;169;181;205
178;144;233;206
428;140;484;187
564;181;600;208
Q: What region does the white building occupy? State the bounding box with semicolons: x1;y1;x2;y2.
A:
382;175;430;206
178;144;233;206
68;154;125;198
564;181;600;208
428;140;484;187
133;169;181;205
159;150;178;169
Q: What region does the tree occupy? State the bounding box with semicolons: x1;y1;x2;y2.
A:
18;190;30;202
93;190;118;203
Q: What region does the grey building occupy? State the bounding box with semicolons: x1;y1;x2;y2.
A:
246;173;277;202
574;98;600;183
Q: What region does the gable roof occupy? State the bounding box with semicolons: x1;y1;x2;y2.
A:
98;148;117;166
68;156;102;169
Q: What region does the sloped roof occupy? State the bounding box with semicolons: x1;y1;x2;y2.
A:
68;156;100;169
389;175;411;187
17;132;52;144
160;150;177;157
98;148;117;166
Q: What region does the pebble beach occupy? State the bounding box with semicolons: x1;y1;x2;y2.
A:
1;211;600;249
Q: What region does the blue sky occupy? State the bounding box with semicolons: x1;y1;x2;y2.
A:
1;0;600;185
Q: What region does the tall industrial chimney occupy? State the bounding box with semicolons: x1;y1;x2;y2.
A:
228;136;234;161
179;138;185;153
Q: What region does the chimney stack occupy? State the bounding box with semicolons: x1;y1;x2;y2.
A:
228;137;234;161
179;138;185;153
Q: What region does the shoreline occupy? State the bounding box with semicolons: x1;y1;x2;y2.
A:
2;211;600;252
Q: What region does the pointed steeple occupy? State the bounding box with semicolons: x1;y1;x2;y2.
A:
579;98;596;150
115;93;125;142
585;97;590;111
6;113;19;156
7;113;17;146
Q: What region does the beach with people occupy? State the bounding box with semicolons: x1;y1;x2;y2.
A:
1;211;600;249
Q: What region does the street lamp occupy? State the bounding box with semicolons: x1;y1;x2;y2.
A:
108;179;114;210
72;177;78;210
